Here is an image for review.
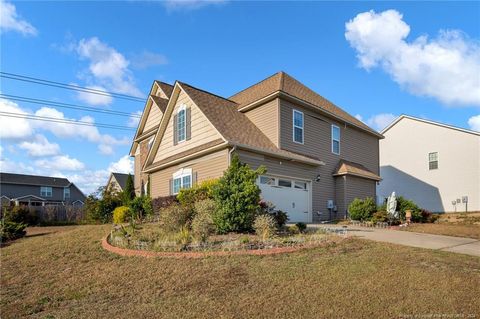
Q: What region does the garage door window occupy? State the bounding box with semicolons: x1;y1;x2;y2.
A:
278;179;292;188
260;176;276;185
294;181;307;190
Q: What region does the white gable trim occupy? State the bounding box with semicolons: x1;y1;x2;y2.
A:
382;114;480;136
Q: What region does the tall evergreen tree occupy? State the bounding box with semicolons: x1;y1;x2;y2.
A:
123;174;135;204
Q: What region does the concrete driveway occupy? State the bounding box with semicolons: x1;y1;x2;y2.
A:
312;225;480;257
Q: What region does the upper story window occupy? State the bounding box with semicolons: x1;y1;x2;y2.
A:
177;105;186;143
293;109;304;144
172;168;192;195
429;152;438;170
40;186;52;198
64;187;70;200
331;125;340;155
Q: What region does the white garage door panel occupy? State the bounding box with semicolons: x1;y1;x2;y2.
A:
258;176;311;223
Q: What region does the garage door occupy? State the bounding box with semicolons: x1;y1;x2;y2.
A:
258;175;311;223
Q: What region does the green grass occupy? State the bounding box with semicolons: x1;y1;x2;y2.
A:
1;225;479;318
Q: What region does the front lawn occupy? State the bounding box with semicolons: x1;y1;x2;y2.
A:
402;223;480;240
1;225;479;318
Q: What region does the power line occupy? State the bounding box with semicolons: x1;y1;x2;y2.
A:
0;94;141;118
0;72;146;103
0;111;136;131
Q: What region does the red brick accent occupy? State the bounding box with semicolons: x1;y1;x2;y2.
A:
101;236;316;258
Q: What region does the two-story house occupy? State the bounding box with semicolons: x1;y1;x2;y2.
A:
130;72;382;222
378;115;480;213
0;173;86;207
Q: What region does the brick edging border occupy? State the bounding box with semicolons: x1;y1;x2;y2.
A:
101;235;315;258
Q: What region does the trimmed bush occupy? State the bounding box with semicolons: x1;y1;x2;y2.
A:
191;200;216;242
396;196;420;220
213;155;266;233
3;206;38;225
128;196;153;220
113;206;130;224
177;179;219;208
253;214;277;240
371;211;388;223
152;195;178;214
159;203;193;233
348;197;377;221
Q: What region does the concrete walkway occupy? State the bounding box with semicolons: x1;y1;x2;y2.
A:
311;225;480;257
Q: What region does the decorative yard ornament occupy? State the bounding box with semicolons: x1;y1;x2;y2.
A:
386;192;398;220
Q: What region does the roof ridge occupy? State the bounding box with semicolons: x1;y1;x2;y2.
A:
228;71;282;99
178;81;238;105
0;172;69;181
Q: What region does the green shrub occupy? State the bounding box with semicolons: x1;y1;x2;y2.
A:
159;203;193;233
113;206;130;224
287;225;300;235
152;196;178;214
85;187;122;223
0;220;27;241
191;199;216;242
396;196;420;220
348;197;377;221
128;196;153;220
122;174;135;205
213;155;266;233
258;201;289;229
371;211;388;223
177;179;219;208
3;206;38;225
295;222;307;233
253;214;277;240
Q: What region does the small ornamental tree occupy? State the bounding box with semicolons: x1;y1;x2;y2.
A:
122;174;135;205
212;154;266;233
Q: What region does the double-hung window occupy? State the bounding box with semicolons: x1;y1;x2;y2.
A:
172;168;192;194
64;187;70;200
40;186;52;197
293;109;304;144
428;152;438;170
331;125;340;155
177;106;186;143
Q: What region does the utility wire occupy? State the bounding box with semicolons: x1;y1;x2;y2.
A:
0;94;141;118
0;111;136;131
0;72;146;103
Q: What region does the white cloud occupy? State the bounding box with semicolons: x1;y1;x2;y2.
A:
0;0;37;36
35;155;85;171
127;110;142;128
163;0;227;11
345;9;480;106
75;84;113;106
356;113;397;132
108;155;133;174
19;134;60;157
468;115;480;132
75;37;143;99
131;51;168;69
0;98;34;139
98;144;114;155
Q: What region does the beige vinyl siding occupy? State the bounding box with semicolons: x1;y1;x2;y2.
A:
243;99;279;146
150;149;229;198
335;176;346;217
144;101;163;131
344;176;376;216
134;154;142;194
153;90;223;164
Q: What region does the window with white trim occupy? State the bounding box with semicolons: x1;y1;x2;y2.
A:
331;125;340;155
428;152;438;170
293;109;304;144
40;186;52;197
177;105;186;143
64;187;70;200
172;168;192;194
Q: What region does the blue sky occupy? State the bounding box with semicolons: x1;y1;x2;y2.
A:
1;0;479;194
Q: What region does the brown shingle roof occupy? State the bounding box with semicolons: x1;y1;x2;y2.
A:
229;72;379;136
155;81;174;98
333;160;381;181
150;95;169;112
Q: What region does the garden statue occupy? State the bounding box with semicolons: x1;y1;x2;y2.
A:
386;192;398;221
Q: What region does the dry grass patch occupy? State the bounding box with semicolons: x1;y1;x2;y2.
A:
1;225;479;319
402;223;480;240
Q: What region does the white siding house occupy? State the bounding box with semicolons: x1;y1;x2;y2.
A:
378;115;480;213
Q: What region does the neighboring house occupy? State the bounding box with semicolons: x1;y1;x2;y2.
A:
377;115;480;213
130;72;382;222
0;173;86;207
106;173;133;194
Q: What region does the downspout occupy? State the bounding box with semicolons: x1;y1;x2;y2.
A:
228;145;237;164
